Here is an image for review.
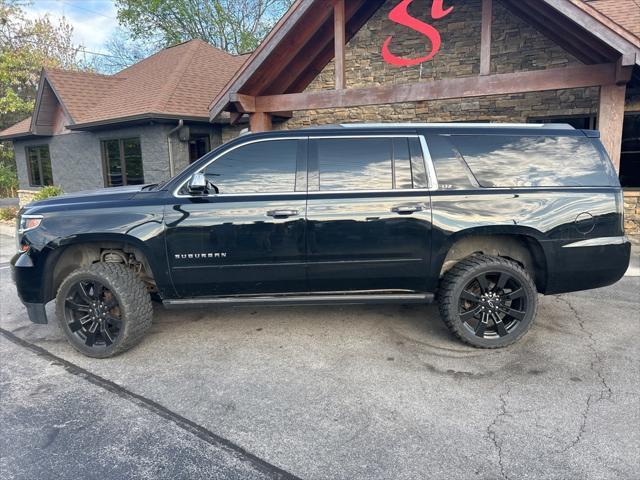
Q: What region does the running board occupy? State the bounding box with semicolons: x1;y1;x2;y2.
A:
163;293;434;309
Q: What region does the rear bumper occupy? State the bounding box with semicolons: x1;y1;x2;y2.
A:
544;236;631;294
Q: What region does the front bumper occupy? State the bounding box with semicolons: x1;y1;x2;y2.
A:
11;252;49;324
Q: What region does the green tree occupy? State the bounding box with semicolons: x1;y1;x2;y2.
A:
115;0;294;54
0;0;85;184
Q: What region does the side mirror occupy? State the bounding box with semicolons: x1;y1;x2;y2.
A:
187;172;208;195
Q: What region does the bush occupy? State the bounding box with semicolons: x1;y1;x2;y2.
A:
0;206;18;222
0;163;18;198
33;185;63;201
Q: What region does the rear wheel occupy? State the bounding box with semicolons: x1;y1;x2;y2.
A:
438;254;537;348
56;263;153;358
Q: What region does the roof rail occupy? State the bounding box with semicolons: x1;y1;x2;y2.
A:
334;122;575;129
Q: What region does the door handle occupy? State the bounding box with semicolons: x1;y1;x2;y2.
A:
391;205;423;215
267;209;299;218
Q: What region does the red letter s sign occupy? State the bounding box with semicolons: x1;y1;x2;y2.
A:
382;0;454;67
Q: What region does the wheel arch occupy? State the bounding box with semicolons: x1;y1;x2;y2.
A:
435;227;549;293
42;233;161;304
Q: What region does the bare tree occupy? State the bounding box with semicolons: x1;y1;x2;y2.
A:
115;0;294;54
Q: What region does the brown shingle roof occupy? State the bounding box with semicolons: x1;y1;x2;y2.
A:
0;117;32;140
585;0;640;40
0;39;247;138
82;39;247;126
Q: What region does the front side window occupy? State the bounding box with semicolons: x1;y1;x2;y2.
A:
203;139;299;194
26;145;53;187
101;137;144;187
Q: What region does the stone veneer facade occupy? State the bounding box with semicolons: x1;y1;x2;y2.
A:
624;190;640;239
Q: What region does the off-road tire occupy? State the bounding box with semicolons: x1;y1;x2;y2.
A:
438;254;537;348
56;263;153;358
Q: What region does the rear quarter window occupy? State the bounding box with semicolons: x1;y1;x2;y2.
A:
449;135;617;188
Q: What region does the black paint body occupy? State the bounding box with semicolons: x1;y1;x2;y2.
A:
11;125;631;323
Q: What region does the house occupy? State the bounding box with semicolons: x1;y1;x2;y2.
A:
206;0;640;236
0;39;247;203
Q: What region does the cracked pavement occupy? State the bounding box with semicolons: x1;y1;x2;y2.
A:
1;227;639;479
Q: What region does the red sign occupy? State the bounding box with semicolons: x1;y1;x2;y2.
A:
382;0;454;67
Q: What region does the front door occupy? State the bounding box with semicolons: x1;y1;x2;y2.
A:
165;137;308;297
306;135;433;293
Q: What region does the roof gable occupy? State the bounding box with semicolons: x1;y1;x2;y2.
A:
209;0;640;120
43;69;123;124
585;0;640;42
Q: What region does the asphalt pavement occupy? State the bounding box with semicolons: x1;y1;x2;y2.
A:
0;225;638;480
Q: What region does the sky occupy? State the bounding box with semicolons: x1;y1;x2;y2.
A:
24;0;119;55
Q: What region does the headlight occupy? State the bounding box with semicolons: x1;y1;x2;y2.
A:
18;214;43;233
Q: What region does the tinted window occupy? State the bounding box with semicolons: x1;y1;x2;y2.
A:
426;135;475;190
204;139;298;194
314;138;392;191
450;135;616;187
393;138;412;189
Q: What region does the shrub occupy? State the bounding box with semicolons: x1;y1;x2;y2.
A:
33;185;63;201
0;206;18;222
0;163;18;198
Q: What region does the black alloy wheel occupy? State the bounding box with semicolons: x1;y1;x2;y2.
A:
64;280;122;347
458;270;528;339
56;263;153;358
439;255;537;348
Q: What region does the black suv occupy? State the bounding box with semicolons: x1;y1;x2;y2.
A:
12;123;631;357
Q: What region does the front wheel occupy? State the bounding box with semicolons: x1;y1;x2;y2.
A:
438;255;538;348
56;263;153;358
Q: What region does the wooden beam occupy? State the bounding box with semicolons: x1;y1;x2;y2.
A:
505;0;616;64
540;0;640;65
246;0;335;95
249;112;272;132
272;111;293;119
615;57;633;85
480;0;492;76
334;0;346;90
230;93;256;113
253;63;617;113
263;0;371;95
598;83;626;172
284;0;384;94
229;111;244;125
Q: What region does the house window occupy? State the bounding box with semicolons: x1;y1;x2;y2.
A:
188;134;211;163
620;113;640;188
101;137;144;187
26;145;53;187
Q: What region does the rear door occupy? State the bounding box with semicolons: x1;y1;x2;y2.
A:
305;134;433;293
165;136;308;297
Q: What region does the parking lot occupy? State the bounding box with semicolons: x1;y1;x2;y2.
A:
1;225;639;480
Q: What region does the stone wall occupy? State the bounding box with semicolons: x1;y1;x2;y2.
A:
17;189;38;207
624;190;640;239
